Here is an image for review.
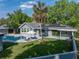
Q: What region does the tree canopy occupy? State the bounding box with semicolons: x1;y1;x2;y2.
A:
48;0;79;28
7;9;32;29
47;0;79;37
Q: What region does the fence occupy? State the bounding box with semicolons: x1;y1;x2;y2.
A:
27;51;76;59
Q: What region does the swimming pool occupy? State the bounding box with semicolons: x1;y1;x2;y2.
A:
2;34;40;42
3;35;20;41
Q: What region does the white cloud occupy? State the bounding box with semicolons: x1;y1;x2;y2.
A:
20;1;37;10
20;4;33;8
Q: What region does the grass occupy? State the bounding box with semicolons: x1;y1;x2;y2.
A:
0;39;72;59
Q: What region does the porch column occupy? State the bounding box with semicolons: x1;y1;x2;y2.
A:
37;30;39;36
71;31;74;37
48;30;52;36
60;31;61;37
71;31;75;40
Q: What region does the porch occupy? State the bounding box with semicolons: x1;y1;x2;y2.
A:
35;29;75;40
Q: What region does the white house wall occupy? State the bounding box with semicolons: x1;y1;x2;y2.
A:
20;25;32;34
48;30;52;36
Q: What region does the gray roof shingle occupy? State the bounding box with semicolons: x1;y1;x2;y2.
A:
19;22;77;32
19;22;41;29
0;25;8;29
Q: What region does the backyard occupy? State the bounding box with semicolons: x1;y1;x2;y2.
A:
0;39;72;59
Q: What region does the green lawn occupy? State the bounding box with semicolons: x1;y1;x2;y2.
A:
0;39;72;59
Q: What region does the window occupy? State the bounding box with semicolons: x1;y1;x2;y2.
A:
27;28;29;32
52;30;60;36
22;28;24;32
61;31;68;37
22;28;26;32
21;28;31;32
24;28;26;32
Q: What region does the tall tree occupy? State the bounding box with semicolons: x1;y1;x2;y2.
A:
32;2;48;39
0;18;8;25
48;0;69;24
33;2;48;23
48;0;79;37
7;9;32;33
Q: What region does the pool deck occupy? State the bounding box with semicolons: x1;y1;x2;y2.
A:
3;34;41;43
3;34;76;43
2;34;70;43
3;38;39;43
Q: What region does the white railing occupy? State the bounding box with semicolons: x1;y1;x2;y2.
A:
26;51;76;59
45;36;69;40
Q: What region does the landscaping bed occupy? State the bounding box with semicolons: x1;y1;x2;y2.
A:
0;39;72;59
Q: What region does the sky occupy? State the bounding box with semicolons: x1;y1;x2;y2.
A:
0;0;78;18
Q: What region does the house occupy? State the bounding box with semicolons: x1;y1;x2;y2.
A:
19;22;41;35
0;25;8;34
19;22;77;39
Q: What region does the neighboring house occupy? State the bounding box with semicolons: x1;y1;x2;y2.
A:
0;25;8;34
19;22;77;39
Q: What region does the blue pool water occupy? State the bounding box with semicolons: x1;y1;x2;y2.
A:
2;34;39;41
2;35;20;41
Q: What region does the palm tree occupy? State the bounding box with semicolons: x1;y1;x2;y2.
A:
32;2;48;40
